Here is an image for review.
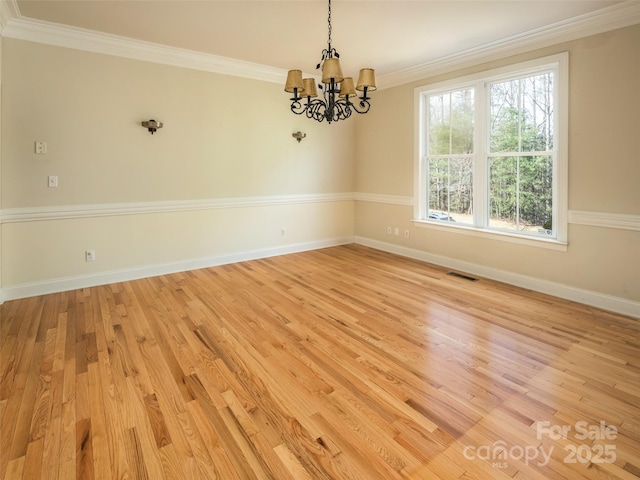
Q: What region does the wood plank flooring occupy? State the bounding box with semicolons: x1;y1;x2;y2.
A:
1;244;639;479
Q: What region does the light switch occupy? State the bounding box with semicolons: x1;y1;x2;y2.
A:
48;176;58;188
35;141;47;154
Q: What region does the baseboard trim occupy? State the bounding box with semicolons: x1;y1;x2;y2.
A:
0;237;354;303
354;236;640;318
3;235;638;318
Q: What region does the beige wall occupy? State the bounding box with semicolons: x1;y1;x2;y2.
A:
1;39;355;292
2;40;355;207
354;25;640;303
1;26;639;311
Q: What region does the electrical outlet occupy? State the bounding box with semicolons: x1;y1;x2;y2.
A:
48;175;58;188
35;141;47;154
85;250;95;262
280;227;286;237
404;229;410;238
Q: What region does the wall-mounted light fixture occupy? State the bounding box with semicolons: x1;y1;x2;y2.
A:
292;131;306;143
141;119;163;134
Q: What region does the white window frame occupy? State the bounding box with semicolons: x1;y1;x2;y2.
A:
413;53;568;251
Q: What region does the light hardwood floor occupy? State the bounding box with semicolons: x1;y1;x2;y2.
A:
1;244;639;479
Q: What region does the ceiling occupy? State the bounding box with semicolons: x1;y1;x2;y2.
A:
6;0;635;86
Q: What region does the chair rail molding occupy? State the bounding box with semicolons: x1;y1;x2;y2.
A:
0;193;354;223
568;210;640;232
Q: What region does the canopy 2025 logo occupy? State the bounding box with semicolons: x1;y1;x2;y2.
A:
463;420;618;469
537;420;618;465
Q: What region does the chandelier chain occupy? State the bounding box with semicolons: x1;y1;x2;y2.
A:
327;0;332;51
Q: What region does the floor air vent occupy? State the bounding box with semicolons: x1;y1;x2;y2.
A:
447;271;478;282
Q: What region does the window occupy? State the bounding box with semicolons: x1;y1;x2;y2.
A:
414;54;568;248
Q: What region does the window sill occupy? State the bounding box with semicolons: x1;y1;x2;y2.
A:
412;219;568;251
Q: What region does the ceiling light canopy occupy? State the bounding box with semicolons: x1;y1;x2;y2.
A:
284;0;376;124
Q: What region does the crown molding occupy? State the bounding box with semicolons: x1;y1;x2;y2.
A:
0;0;20;34
1;0;639;88
0;0;288;84
377;1;640;89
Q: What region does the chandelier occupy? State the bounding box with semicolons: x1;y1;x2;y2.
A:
284;0;376;124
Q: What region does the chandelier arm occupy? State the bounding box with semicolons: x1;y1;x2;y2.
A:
348;97;372;115
293;92;367;123
290;99;307;116
334;99;353;121
307;99;327;122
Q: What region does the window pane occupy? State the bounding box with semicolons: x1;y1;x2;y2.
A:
490;73;554;153
490;82;518;152
428;157;473;225
489;156;518;230
428;89;474;155
521;155;554;235
489;155;553;235
428;157;449;212
451;90;474;155
429;94;450;155
522;74;554;152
